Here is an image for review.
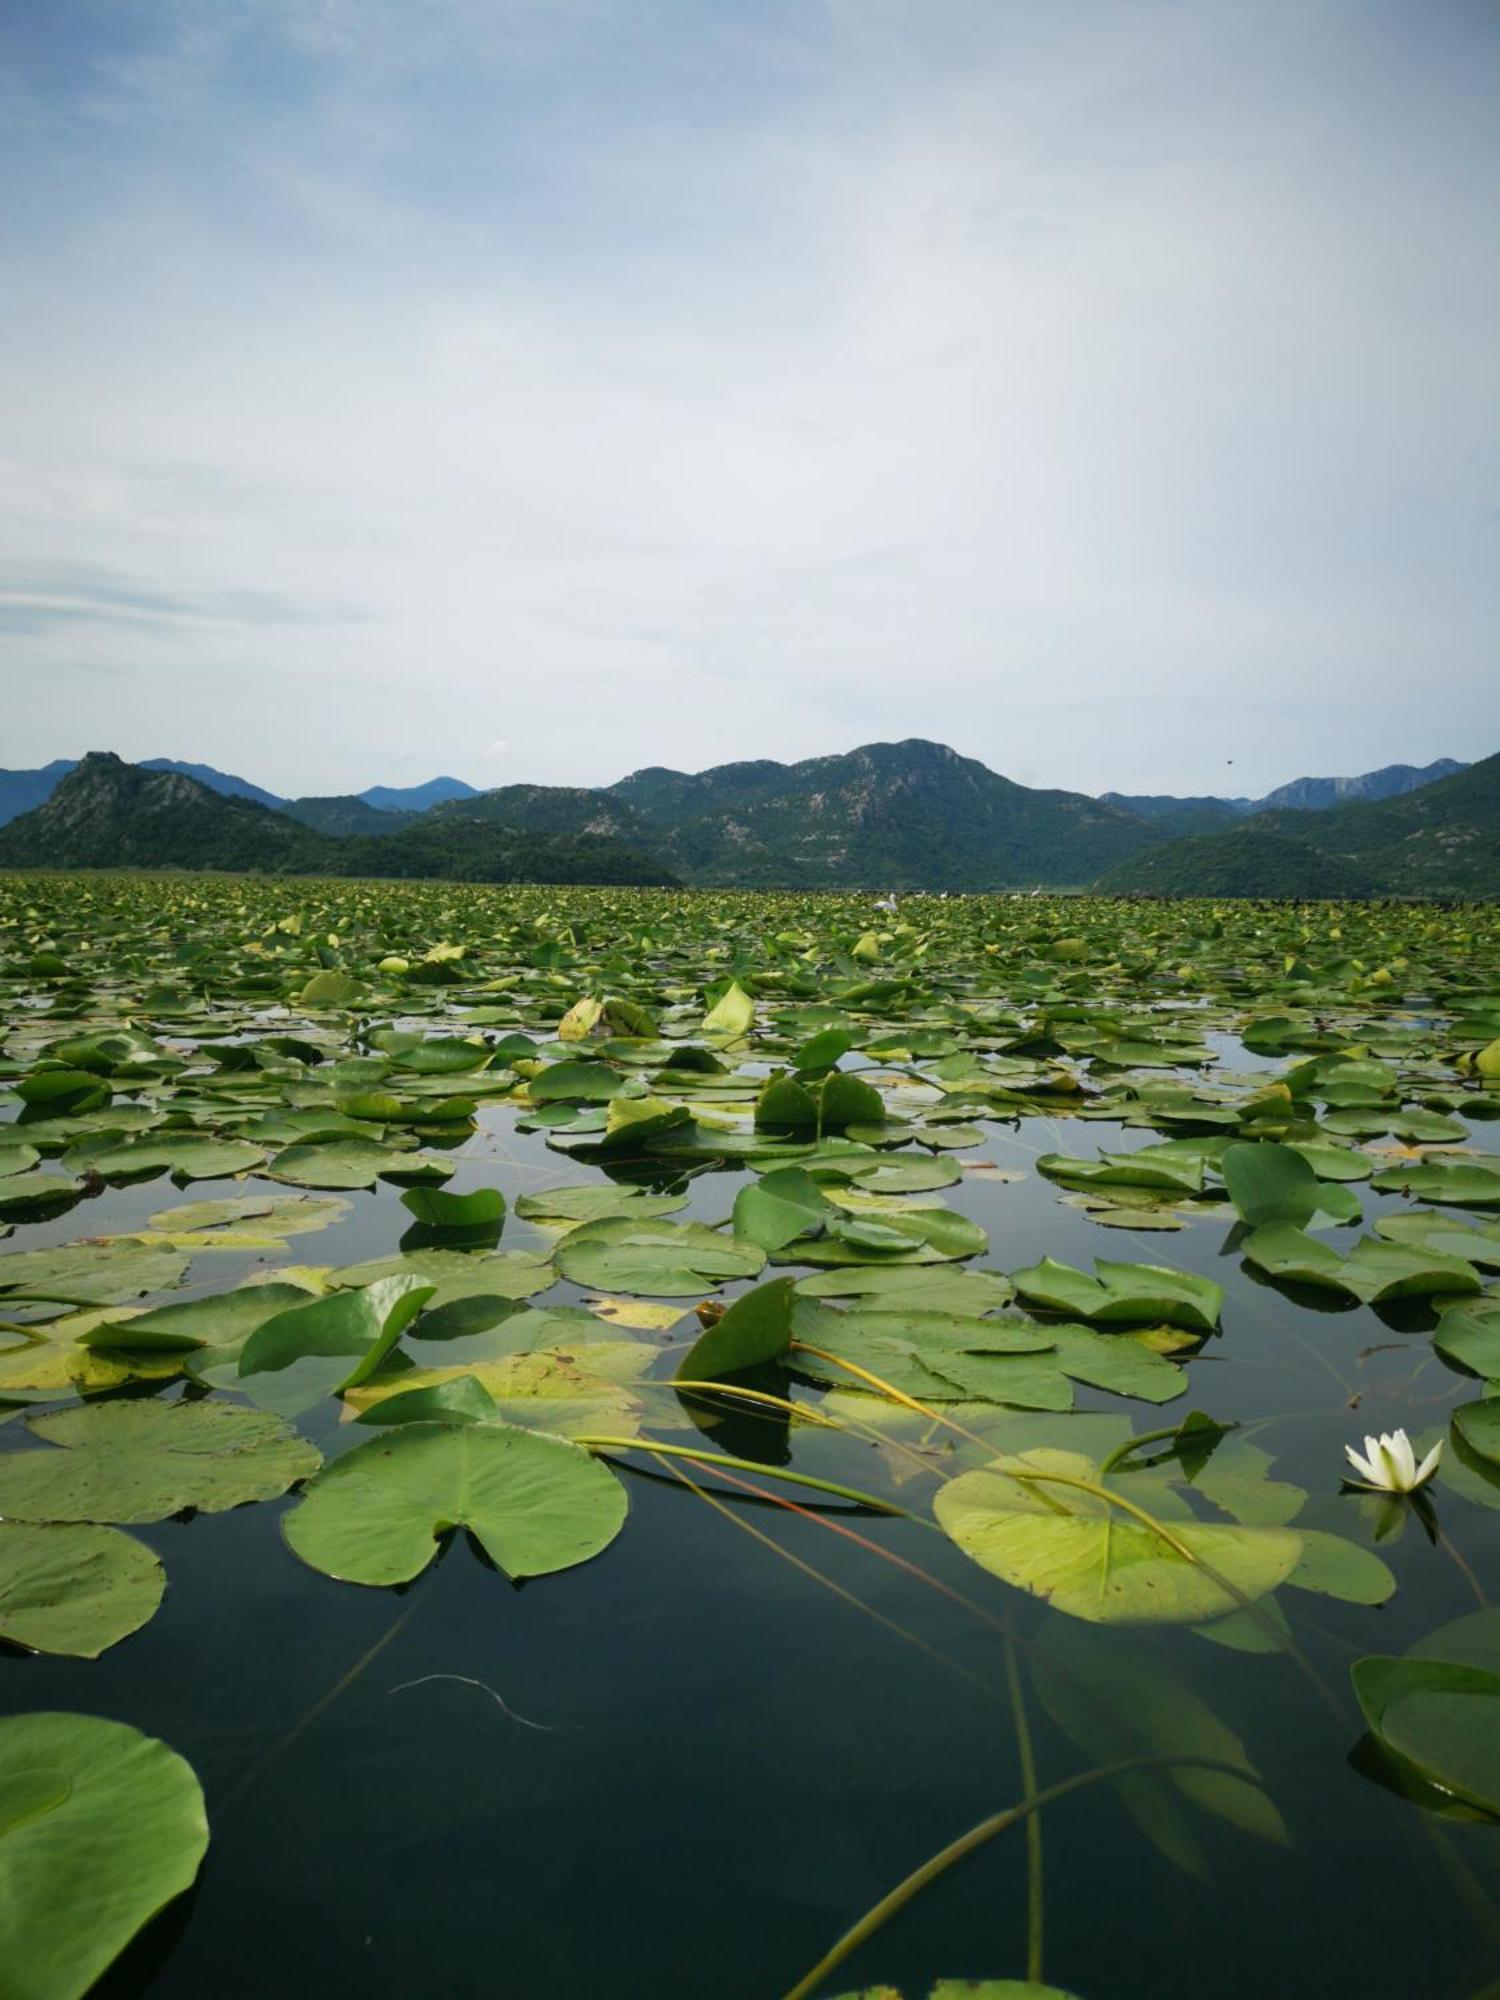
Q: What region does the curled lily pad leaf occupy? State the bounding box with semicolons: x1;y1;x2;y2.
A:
236;1275;436;1415
0;1711;208;2000
934;1449;1302;1625
732;1167;837;1252
1242;1226;1481;1303
787;1205;986;1268
399;1184;506;1230
1010;1257;1222;1333
0;1521;164;1657
677;1278;797;1379
282;1419;628;1585
0;1400;321;1523
1220;1141;1361;1229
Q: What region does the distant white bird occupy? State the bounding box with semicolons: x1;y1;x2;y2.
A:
874;894;897;914
1344;1429;1442;1492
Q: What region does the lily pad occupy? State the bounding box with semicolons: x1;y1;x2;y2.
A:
1010;1257;1222;1334
0;1711;208;1999
1353;1609;1500;1816
0;1400;320;1523
282;1420;628;1584
0;1522;164;1657
556;1218;765;1296
935;1449;1302;1624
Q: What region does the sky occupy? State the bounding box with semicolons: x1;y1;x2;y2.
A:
1;0;1496;801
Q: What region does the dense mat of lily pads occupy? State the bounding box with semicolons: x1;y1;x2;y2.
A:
2;874;1500;1998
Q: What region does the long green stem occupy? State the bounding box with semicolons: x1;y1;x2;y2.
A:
781;1754;1255;2000
655;1453;992;1693
663;1379;845;1429
1098;1420;1236;1477
220;1591;424;1814
1003;1624;1044;1982
574;1436;921;1517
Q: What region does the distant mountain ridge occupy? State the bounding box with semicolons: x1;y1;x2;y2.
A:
0;755;677;886
0;760;477;827
1104;757;1469;836
0;742;1492;898
604;739;1160;889
1100;753;1499;899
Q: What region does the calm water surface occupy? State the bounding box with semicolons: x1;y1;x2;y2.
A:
5;1059;1500;2000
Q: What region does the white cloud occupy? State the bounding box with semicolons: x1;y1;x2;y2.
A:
0;0;1495;797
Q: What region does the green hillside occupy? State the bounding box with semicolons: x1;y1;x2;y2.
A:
0;755;678;886
609;738;1164;888
1099;751;1498;898
0;753;329;872
282;795;416;838
1097;828;1383;899
1250;751;1499;895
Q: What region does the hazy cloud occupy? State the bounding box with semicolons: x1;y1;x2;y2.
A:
1;0;1495;797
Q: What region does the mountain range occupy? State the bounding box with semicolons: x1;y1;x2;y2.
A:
0;742;1491;898
0;760;479;828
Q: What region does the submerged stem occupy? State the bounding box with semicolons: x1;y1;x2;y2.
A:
1003;1624;1044;1983
781;1754;1255;2000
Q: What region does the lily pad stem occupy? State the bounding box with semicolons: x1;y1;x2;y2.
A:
781;1754;1256;2000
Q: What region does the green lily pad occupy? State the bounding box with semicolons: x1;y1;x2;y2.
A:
0;1239;190;1306
935;1449;1302;1624
1353;1609;1500;1816
0;1400;320;1523
0;1522;164;1657
0;1711;208;1999
556;1217;765;1296
282;1419;628;1584
677;1277;797;1379
1010;1257;1222;1333
235;1275;435;1415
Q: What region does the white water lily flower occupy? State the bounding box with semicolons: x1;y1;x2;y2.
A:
1344;1428;1442;1492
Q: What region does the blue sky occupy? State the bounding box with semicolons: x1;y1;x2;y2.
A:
2;0;1495;798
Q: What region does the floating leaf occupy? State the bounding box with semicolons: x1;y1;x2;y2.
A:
0;1522;164;1657
0;1401;320;1523
236;1275;435;1414
399;1184;506;1230
935;1449;1301;1624
283;1420;627;1584
1010;1257;1221;1333
0;1711;208;1999
557;1217;765;1296
1353;1609;1500;1817
677;1278;797;1379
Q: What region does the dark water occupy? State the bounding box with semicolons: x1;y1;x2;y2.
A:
5;1078;1500;2000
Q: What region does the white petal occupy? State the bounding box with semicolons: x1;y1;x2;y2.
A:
1376;1437;1407;1489
1414;1440;1444;1486
1345;1445;1380;1484
1389;1431;1418;1484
